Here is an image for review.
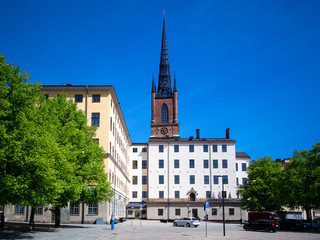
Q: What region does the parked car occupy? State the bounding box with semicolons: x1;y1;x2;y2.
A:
301;220;320;230
248;212;281;223
173;217;200;227
279;219;310;231
243;220;280;232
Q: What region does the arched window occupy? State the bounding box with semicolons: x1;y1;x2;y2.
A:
161;104;168;123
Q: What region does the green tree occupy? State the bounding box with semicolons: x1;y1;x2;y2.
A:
237;156;284;212
282;142;320;220
39;94;113;227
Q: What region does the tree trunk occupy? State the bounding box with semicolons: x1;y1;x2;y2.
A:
29;206;35;231
305;207;311;220
0;205;5;228
54;206;61;228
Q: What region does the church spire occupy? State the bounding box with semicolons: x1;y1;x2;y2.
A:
157;11;172;97
152;74;156;93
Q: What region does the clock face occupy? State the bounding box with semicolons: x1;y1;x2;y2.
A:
160;127;168;135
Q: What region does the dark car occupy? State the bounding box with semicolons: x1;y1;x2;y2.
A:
301;220;320;230
243;220;280;232
279;219;309;231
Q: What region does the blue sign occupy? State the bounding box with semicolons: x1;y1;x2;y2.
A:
140;204;143;210
205;201;209;211
131;204;134;209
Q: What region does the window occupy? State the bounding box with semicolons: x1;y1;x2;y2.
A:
174;175;180;184
212;145;218;152
175;209;181;216
222;159;228;168
161;104;168;123
142;176;147;185
212;208;217;215
92;94;100;102
44;94;49;100
222;175;228;184
132;176;138;185
175;191;180;199
93;138;99;144
158;209;163;216
214;175;219;184
159;191;164;199
14;204;24;214
70;202;79;215
189;159;195;168
142;160;147;169
91;113;100;126
242;163;247;171
132;191;137;198
206;191;211;198
159;159;164;168
203;159;209;168
203;145;208;152
132;160;138;169
236;163;238;171
236;177;239;186
88;203;98;215
174;145;179;152
174;159;179;168
142;147;147;152
75;94;83;102
132;147;137;152
142;191;147;198
229;208;234;215
34;205;43;215
189;145;194;152
159;175;164;184
222;145;227;152
242;178;247;185
190;175;195;184
159;145;164;152
213;160;218;168
204;175;209;184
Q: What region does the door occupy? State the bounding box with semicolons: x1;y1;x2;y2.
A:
192;209;198;218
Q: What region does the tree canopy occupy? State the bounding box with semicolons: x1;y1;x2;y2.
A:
0;55;112;228
237;156;284;212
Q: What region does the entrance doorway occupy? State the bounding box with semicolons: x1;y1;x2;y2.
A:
192;209;198;218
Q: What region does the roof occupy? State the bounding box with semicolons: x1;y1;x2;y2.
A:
148;138;236;144
236;152;250;158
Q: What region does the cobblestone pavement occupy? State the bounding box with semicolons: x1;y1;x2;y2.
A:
1;220;320;240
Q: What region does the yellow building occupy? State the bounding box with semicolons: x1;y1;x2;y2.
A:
4;85;131;224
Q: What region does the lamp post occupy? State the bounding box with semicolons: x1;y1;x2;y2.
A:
218;175;226;237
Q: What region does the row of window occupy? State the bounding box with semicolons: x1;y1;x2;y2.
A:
157;159;230;169
132;160;147;169
159;144;228;153
156;175;229;185
44;94;101;103
132;175;248;186
132;159;247;171
132;191;148;198
132;147;147;153
157;208;235;216
14;203;98;215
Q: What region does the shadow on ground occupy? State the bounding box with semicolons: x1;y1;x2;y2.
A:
0;222;89;239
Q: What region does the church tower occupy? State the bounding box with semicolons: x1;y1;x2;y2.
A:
150;14;179;139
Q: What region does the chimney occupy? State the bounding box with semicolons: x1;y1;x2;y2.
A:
226;128;230;139
196;129;200;139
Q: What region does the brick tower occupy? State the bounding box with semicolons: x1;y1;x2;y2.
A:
150;14;179;139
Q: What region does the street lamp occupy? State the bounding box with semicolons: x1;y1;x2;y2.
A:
218;175;226;237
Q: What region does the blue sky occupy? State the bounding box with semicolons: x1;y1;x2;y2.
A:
1;0;319;160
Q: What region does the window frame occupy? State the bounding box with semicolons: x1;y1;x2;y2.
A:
75;94;83;103
92;94;101;103
88;203;98;215
91;112;100;127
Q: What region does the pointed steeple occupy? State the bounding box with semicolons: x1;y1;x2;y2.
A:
157;11;172;97
152;74;156;93
174;72;177;92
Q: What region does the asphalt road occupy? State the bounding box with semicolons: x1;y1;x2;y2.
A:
1;220;319;240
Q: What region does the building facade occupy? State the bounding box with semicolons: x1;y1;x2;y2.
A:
128;15;250;222
4;85;131;224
